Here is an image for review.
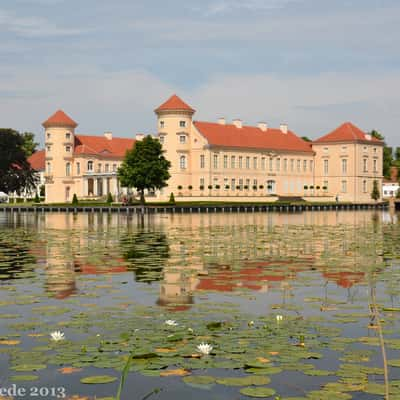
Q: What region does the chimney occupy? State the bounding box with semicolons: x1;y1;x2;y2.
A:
104;131;112;140
136;133;145;141
218;117;226;125
233;119;242;128
258;122;268;132
365;134;372;141
280;123;288;134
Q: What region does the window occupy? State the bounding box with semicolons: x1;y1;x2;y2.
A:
261;157;266;170
253;179;257;188
66;145;71;152
363;158;368;172
179;135;186;144
224;178;228;189
276;158;280;172
47;133;51;140
323;147;328;153
341;146;347;152
231;156;236;169
310;160;314;172
66;162;71;176
246;178;250;188
46;145;51;152
239;156;243;169
213;154;218;169
363;180;367;193
200;178;204;187
87;161;93;172
200;155;205;168
324;160;329;175
239;179;243;190
373;159;377;172
297;159;301;172
323;181;328;191
97;163;102;173
342;159;347;175
66;132;71;140
253;157;257;169
246;157;250;169
223;155;228;168
105;164;109;172
179;121;186;128
180;155;187;169
283;159;288;172
303;160;307;172
76;162;80;175
47;162;51;174
341;180;347;193
160;121;165;128
231;178;236;191
112;164;117;172
363;146;368;152
159;135;164;144
290;159;294;172
373;147;377;154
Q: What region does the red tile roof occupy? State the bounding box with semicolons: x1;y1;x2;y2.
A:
74;135;135;158
194;121;313;153
28;150;45;171
42;110;78;128
155;94;195;113
315;122;382;144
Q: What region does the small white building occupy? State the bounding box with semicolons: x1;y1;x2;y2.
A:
382;180;399;198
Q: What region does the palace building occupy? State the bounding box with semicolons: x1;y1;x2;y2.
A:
33;94;383;203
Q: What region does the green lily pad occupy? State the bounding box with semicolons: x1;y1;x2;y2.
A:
240;387;276;398
80;375;118;384
216;375;270;386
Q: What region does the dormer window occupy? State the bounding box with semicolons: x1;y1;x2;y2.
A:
160;121;165;128
179;120;186;128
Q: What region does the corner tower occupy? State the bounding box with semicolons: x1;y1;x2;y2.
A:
154;95;195;198
42;110;78;203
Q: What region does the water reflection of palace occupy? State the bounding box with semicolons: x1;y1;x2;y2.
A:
0;211;392;304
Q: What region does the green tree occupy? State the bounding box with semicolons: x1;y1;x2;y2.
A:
301;136;312;142
371;180;380;201
0;129;38;193
106;192;113;204
21;132;38;157
118;136;171;205
169;192;175;204
370;130;384;141
72;193;78;205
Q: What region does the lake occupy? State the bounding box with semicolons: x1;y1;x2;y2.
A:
0;210;399;399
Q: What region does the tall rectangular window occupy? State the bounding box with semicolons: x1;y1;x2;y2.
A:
363;158;368;172
253;179;257;189
283;159;288;172
303;160;307;172
261;157;266;170
76;162;80;175
253;157;257;169
323;180;328;191
239;156;243;169
231;156;236;169
297;159;301;172
290;159;294;172
231;178;236;191
200;155;205;168
246;178;250;188
363;180;367;193
246;157;250;169
341;180;347;193
223;155;228;168
324;160;329;175
200;178;204;187
342;159;347;175
310;160;314;172
276;158;280;172
239;179;243;190
373;159;377;172
213;154;218;169
269;157;273;171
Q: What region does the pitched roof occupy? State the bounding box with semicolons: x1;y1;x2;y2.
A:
155;94;195;113
28;150;45;171
193;121;313;153
42;110;78;128
314;122;382;144
74;135;135;158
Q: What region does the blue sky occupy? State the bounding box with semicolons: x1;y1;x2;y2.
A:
1;0;399;146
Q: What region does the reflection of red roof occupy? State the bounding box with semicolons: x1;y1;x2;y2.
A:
28;150;45;171
315;122;382;144
42;110;78;128
74;135;135;158
194;121;313;153
155;94;195;113
323;272;365;288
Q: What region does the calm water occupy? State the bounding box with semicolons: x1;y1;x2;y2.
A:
0;211;399;399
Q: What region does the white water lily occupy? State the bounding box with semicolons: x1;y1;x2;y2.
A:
50;331;65;342
197;342;213;355
165;320;178;326
276;315;283;322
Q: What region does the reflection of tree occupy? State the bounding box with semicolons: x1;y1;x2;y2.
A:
120;231;169;283
0;231;36;280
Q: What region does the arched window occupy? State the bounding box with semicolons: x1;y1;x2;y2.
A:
179;155;186;170
66;162;71;176
87;161;93;172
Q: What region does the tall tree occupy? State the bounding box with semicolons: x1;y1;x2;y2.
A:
21;132;38;157
371;180;380;202
118;136;171;205
0;129;38;194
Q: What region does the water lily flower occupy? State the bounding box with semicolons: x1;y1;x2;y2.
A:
248;320;255;326
276;315;283;322
197;342;213;355
165;320;178;326
187;328;194;333
50;331;65;342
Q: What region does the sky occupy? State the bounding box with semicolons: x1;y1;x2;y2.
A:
1;0;399;147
